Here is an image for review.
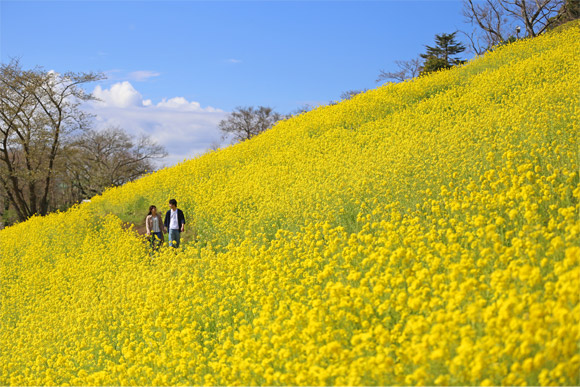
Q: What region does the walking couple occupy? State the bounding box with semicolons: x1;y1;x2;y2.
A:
145;198;186;249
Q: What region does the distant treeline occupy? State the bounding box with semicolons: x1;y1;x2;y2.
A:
0;61;166;227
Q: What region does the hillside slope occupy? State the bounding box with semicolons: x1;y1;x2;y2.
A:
1;22;579;385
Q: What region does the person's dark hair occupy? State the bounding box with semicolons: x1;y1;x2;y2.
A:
147;205;157;216
169;199;177;206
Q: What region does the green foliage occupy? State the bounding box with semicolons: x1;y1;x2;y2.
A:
420;32;466;75
420;56;452;74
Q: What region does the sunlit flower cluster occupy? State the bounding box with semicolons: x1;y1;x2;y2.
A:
1;22;579;386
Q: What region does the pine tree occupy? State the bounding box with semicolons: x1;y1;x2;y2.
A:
420;32;466;75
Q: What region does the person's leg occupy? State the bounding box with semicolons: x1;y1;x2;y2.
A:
169;229;180;248
168;229;175;247
174;230;181;248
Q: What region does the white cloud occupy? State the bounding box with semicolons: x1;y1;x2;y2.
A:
156;97;223;113
86;81;228;166
93;81;144;108
128;70;161;81
226;58;242;64
157;97;202;111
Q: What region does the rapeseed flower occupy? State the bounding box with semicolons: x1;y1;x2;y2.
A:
0;22;579;386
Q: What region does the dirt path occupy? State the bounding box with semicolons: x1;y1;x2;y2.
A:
133;222;148;236
125;219;197;244
122;219;147;236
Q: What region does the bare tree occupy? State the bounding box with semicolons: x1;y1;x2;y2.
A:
290;104;315;116
219;106;284;143
340;89;368;100
460;29;493;56
208;139;222;151
0;183;8;229
376;58;422;84
463;0;565;51
64;127;167;200
0;60;104;220
506;0;565;36
551;0;580;26
463;0;511;50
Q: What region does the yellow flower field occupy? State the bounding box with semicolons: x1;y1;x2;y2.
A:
1;21;579;386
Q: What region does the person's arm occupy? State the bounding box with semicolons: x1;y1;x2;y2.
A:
180;209;185;232
145;216;151;235
164;211;169;232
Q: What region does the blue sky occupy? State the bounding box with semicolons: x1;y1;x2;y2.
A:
1;0;470;165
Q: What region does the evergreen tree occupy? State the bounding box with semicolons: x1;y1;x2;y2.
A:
420;32;466;75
